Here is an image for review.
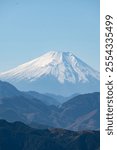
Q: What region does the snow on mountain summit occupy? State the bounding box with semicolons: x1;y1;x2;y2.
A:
0;51;99;84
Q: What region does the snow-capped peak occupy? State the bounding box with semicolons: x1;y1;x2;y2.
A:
0;51;99;84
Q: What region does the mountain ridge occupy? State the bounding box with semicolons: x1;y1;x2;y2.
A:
0;119;100;150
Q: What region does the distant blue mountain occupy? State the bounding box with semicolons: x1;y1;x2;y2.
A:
0;80;100;131
0;80;21;98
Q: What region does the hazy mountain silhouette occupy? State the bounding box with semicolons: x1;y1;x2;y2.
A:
0;80;100;131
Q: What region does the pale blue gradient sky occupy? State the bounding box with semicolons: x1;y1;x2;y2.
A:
0;0;100;72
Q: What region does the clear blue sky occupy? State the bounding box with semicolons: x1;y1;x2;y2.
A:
0;0;100;72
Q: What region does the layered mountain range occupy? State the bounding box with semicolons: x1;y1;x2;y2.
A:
0;80;100;131
0;51;100;96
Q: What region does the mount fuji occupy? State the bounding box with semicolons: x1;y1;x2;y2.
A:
0;51;100;96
